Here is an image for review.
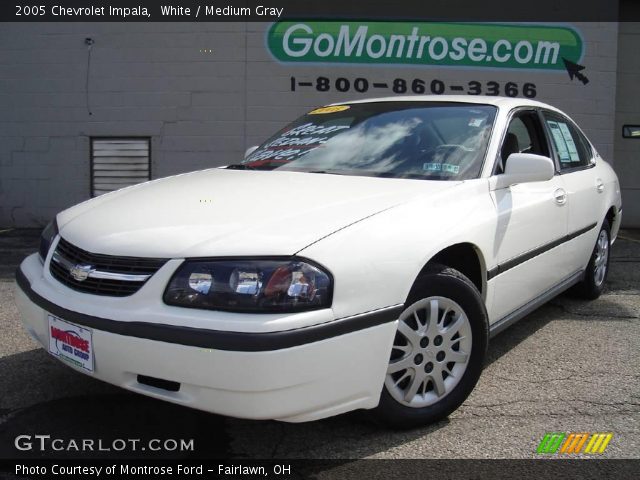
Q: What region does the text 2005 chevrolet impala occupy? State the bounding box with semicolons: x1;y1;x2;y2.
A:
15;97;621;427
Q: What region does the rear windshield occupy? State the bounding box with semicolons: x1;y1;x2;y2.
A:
242;102;497;180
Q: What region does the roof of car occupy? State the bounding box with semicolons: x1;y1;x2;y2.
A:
332;95;559;112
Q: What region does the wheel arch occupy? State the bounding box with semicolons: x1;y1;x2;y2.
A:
605;204;621;242
605;205;617;227
416;243;487;299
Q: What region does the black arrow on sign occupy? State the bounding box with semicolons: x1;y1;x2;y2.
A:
562;58;589;85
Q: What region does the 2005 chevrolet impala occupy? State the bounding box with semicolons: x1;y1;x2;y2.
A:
15;96;621;427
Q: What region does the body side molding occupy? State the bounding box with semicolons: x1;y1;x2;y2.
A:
487;222;596;280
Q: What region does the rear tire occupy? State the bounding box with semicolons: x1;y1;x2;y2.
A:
573;220;611;300
372;263;488;429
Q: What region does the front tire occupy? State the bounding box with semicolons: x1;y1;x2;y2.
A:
373;264;488;429
573;220;611;300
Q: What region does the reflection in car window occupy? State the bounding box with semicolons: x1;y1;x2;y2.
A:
543;114;592;170
242;102;497;181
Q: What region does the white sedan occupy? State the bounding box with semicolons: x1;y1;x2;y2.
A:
15;96;621;428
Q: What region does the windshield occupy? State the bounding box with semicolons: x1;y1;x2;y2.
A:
241;102;497;180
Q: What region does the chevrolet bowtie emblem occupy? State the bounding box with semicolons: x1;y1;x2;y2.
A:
69;264;93;282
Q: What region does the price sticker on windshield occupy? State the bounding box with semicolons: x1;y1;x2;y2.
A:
308;105;350;115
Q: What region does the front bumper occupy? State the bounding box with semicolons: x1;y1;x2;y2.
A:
15;253;400;422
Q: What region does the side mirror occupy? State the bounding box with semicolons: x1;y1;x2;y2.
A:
244;146;258;158
490;153;555;190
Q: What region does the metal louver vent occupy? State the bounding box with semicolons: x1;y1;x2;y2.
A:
91;138;151;197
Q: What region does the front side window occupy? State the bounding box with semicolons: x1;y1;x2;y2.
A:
542;113;592;170
242;102;497;181
497;111;550;174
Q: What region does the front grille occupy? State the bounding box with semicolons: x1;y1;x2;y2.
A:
49;237;168;297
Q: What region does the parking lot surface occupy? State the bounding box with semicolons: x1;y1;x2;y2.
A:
0;228;638;459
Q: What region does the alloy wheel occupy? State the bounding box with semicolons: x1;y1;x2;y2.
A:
385;296;472;408
594;229;609;287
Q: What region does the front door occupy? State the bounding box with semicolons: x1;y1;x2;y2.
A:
489;110;570;322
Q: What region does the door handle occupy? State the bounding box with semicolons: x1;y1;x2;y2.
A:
596;179;605;193
553;188;567;205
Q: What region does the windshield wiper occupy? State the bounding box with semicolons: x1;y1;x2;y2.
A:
307;170;344;175
225;163;256;170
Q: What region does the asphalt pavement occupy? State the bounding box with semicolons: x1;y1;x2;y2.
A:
0;228;638;460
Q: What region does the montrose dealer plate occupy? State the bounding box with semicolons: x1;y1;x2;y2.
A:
48;314;94;372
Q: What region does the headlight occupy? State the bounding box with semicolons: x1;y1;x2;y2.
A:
164;259;333;313
39;218;58;262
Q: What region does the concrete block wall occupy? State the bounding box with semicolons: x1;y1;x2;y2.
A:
0;23;250;226
0;21;620;227
614;20;640;227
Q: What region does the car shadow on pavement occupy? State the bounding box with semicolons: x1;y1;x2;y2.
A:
485;303;559;368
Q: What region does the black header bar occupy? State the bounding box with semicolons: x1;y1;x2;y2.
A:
1;0;635;23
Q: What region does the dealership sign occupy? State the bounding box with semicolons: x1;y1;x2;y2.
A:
268;22;583;71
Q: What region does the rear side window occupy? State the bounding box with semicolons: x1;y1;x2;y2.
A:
542;113;592;170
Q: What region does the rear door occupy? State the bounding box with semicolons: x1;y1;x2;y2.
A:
541;111;601;272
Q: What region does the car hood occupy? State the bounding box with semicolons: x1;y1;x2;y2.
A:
57;169;460;258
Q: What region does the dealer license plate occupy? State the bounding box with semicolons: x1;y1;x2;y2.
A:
47;314;94;372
